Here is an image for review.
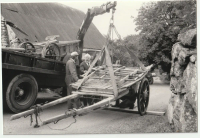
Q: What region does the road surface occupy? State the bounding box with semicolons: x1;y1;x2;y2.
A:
3;77;172;134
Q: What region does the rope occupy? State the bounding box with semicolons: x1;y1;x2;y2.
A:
38;114;77;131
106;10;128;63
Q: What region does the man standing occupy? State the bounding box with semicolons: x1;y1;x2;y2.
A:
65;51;79;109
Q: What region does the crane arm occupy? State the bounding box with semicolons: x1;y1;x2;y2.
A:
77;1;117;41
77;1;117;62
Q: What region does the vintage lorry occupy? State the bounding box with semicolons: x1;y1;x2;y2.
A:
2;2;117;113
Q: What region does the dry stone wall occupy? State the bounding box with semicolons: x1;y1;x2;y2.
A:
168;28;197;132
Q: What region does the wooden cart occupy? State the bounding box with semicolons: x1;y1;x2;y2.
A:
10;44;151;128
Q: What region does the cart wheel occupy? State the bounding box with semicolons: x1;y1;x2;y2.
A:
137;78;150;116
42;43;61;61
19;42;36;53
6;74;38;113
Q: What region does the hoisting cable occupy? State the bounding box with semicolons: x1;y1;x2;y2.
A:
107;9;147;70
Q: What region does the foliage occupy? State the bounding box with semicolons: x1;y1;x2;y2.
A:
110;35;141;67
133;0;196;73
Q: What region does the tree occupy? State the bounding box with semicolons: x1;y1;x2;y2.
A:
110;35;141;66
134;0;196;73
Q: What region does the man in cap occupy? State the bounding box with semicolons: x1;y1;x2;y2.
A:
65;51;80;109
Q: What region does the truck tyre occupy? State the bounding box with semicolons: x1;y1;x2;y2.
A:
6;74;38;113
137;78;150;116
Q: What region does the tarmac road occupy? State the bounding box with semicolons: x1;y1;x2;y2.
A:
3;77;172;134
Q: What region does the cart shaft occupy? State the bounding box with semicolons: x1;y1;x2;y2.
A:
41;96;114;125
10;94;79;121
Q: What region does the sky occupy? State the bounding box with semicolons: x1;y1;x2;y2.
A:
59;0;145;39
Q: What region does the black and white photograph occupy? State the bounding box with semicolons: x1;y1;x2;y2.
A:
0;0;198;135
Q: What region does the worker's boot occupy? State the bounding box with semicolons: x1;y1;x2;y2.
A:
129;103;134;109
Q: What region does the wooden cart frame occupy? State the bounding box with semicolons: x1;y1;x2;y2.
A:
10;44;153;128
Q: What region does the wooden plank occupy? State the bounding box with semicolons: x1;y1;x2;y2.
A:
104;107;165;116
79;86;113;93
72;91;114;97
146;111;165;116
10;94;79;121
104;107;138;114
105;45;118;98
90;77;120;81
75;90;113;95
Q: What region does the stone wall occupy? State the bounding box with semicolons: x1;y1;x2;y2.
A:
167;28;197;132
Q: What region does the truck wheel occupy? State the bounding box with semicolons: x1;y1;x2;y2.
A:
137;78;150;116
6;74;38;113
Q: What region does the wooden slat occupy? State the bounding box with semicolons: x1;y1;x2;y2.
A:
104;107;165;116
105;45;118;98
78;90;113;95
117;74;130;87
72;91;114;97
79;86;113;93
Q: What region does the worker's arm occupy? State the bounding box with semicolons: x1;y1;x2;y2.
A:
69;61;79;82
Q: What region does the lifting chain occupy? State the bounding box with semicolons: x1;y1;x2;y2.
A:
29;104;43;128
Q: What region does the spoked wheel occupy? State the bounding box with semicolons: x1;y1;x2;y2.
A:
6;74;38;113
19;42;36;53
42;43;61;60
137;78;150;116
